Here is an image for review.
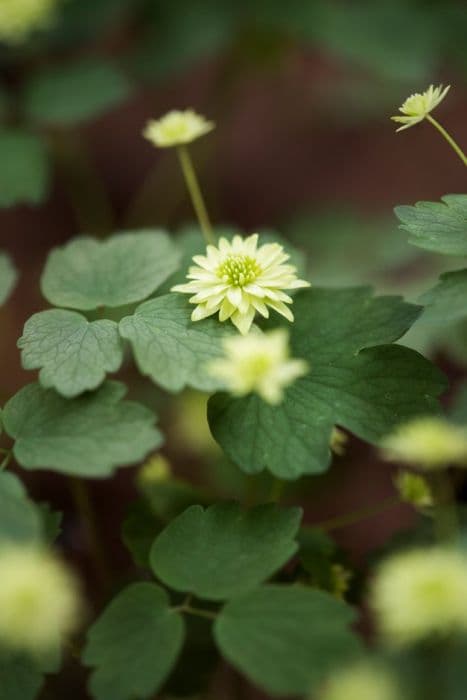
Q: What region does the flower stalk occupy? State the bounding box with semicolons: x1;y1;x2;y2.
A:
177;145;215;245
425;115;467;167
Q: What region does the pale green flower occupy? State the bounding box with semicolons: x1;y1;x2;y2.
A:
0;0;59;43
172;233;310;335
143;110;215;148
0;545;81;652
371;548;467;647
394;470;433;509
207;329;308;405
380;416;467;470
319;663;399;700
391;84;450;131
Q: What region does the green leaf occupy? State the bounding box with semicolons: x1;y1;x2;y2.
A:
450;382;467;424
0;252;17;305
2;381;163;477
44;0;131;48
214;584;360;696
130;0;234;83
0;651;44;700
307;0;439;83
22;58;131;126
395;195;467;255
0;129;49;208
150;502;302;600
297;527;338;590
121;500;162;568
419;269;467;324
18;309;124;398
120;294;237;392
0;472;42;544
83;583;185;700
140;476;210;523
41;231;180;310
36;503;63;544
208;288;446;478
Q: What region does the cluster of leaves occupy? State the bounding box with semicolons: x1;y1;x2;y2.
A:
1;4;466;697
0;212;449;697
85;503;362;699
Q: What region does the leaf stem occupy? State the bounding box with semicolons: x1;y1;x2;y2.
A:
0;449;11;470
173;598;217;620
430;471;459;543
312;495;401;532
426;115;467;167
49;129;114;237
177;145;215;245
269;477;285;503
69;477;111;590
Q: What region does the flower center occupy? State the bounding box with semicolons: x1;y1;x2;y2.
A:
404;94;427;116
217;254;262;287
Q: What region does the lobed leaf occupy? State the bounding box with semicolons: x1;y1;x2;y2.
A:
0;651;44;700
0;129;50;208
83;583;184;700
120;294;237;393
208;288;446;478
419;268;467;324
41;231;181;311
22;58;131;126
0;472;43;544
2;381;162;477
150;502;302;600
395;194;467;255
18;309;124;397
0;252;17;305
214;584;361;696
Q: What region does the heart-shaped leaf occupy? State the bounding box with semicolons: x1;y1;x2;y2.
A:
150;502;302;600
2;381;162;477
41;231;181;311
18;309;124;397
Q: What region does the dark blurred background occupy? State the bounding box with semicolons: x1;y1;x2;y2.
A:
1;0;467;697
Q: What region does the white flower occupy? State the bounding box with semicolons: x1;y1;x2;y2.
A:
143;110;215;148
0;0;59;43
172;233;310;335
391;84;450;131
319;663;399;700
371;547;467;647
207;329;308;404
0;545;81;653
380;416;467;470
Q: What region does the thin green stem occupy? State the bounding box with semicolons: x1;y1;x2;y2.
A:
177;145;215;244
430;471;459;543
69;478;111;590
173;603;217;621
426;115;467;167
0;450;11;470
269;477;285;503
49;129;114;237
312;495;401;533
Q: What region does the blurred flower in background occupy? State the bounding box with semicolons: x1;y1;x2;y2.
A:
0;0;59;44
318;662;399;700
0;544;81;653
380;417;467;470
371;547;467;647
143;110;215;148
